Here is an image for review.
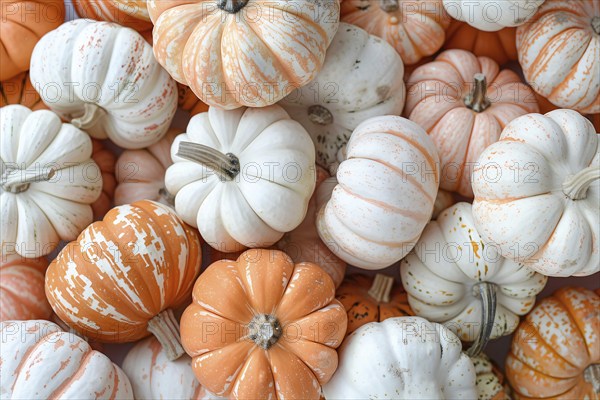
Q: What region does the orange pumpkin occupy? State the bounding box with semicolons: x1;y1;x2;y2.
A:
277;166;346;288
405;49;539;197
0;72;45;109
341;0;450;65
444;20;517;66
72;0;153;40
0;0;65;80
177;83;209;116
45;200;202;360
336;274;413;335
506;287;600;399
91;140;116;220
0;254;51;321
180;249;347;399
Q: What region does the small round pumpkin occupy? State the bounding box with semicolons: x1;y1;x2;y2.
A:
45;200;202;360
472;353;511;400
517;0;600;113
177;83;209;116
0;72;45;110
336;274;413;335
506;287;600;399
91;140;116;220
0;0;65;81
405;49;539;197
0;254;51;322
180;249;347;399
340;0;451;65
115;129;179;207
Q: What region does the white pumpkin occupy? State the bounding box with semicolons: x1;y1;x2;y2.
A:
322;316;477;399
472;109;599;277
471;353;511;400
279;22;406;168
0;105;102;258
30;19;177;149
400;202;547;355
123;337;220;400
442;0;545;31
317;115;440;270
165;105;316;252
0;320;133;399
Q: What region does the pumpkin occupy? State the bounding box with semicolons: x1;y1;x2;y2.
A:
178;83;209;116
442;0;544;31
91;140;116;220
433;189;457;219
148;0;340;109
405;49;539;197
123;337;220;400
316;115;440;270
180;249;347;399
45;200;202;360
472;353;511;400
115;129;179;206
0;72;45;110
517;0;600;113
336;274;413;335
165;105;316;251
276;165;346;288
506;287;600;399
472;109;600;277
0;320;133;398
0;105;102;258
72;0;153;39
30;19;178;149
0;254;51;321
444;20;518;65
0;0;65;81
340;0;451;65
401;202;547;355
279;22;406;168
322;316;477;398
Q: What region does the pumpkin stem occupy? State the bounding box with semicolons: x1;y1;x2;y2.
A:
368;274;395;303
158;187;176;206
380;0;399;12
71;103;107;131
584;364;600;393
248;314;282;349
464;73;491;113
217;0;248;13
592;17;600;35
1;167;55;193
176;141;240;181
147;309;185;361
562;165;600;200
466;282;496;357
308;105;334;126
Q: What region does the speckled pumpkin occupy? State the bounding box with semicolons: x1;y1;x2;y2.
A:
0;254;51;322
472;353;511;400
336;274;413;335
180;249;347;399
90;140;116;220
0;72;45;110
506;287;600;400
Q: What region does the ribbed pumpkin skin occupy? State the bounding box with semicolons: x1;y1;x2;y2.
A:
472;353;510;400
506;287;600;400
517;0;600;113
180;249;347;399
45;200;202;343
405;49;539;197
0;0;65;80
0;255;51;321
91;140;116;220
444;21;517;66
0;320;133;399
0;72;45;110
340;0;450;65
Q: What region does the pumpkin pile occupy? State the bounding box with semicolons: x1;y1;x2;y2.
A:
0;0;598;399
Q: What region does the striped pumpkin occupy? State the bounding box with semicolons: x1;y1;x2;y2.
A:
72;0;153;40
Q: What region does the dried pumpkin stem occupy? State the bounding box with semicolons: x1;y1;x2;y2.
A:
592;17;600;35
248;314;282;349
562;165;600;200
584;364;600;393
147;309;185;361
176;141;240;181
380;0;399;12
466;282;496;357
368;274;395;303
218;0;248;13
71;103;107;130
1;167;55;193
308;105;334;125
464;73;491;113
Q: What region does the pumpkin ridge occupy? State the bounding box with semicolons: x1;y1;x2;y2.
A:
554;288;597;361
9;330;57;393
47;346;94;399
0;283;45;317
